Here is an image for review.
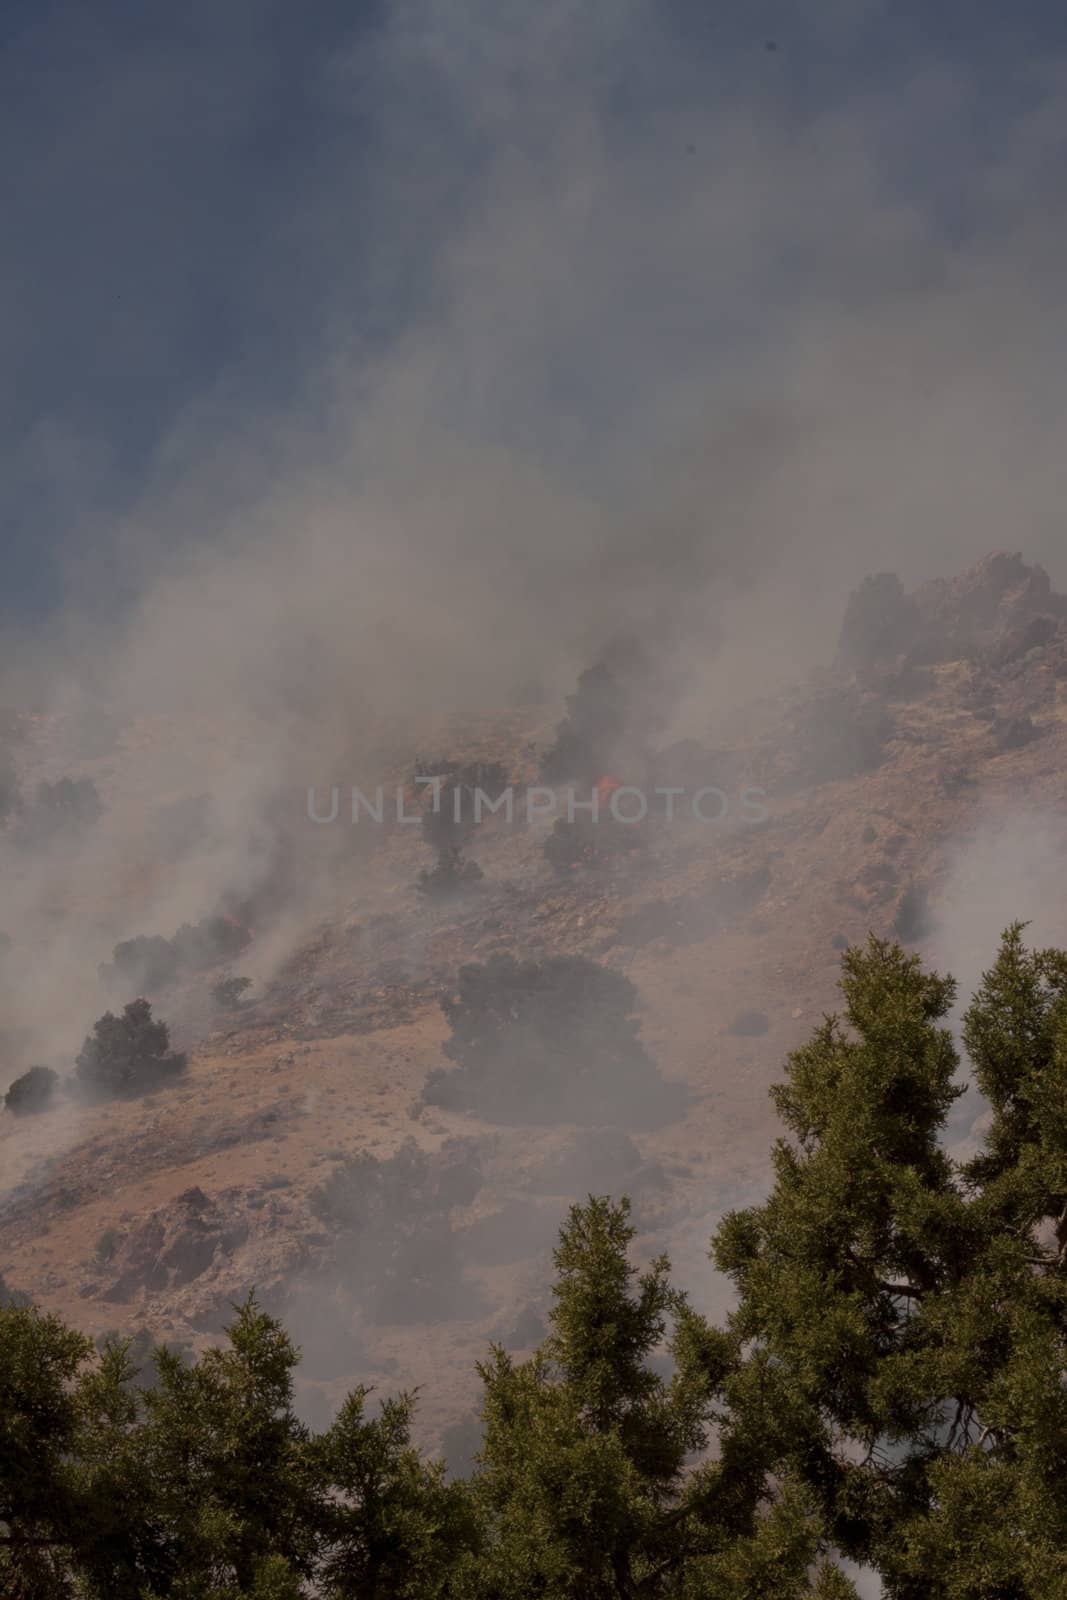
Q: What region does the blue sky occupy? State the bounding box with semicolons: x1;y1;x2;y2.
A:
2;0;1066;620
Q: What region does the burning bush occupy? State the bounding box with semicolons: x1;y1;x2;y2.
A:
73;999;187;1101
311;1138;483;1322
423;953;684;1127
4;1064;58;1116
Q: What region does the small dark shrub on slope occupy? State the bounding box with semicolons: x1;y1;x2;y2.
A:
101;914;252;994
423;952;685;1127
311;1139;483;1322
74;999;186;1101
4;1064;58;1116
212;975;253;1010
416;847;484;898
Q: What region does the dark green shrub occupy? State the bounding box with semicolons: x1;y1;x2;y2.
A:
423;953;685;1127
4;1064;58;1116
73;999;186;1101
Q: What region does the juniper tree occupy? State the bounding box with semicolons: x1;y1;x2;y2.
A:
423;954;684;1127
713;929;1067;1599
4;1063;58;1115
312;1389;479;1599
0;1302;94;1597
74;999;186;1100
461;1195;851;1599
135;1295;319;1598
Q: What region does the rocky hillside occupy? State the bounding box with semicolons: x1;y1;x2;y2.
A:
3;550;1067;1447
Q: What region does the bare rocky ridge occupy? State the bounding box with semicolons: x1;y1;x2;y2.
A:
3;550;1067;1444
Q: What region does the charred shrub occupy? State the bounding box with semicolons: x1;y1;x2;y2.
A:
212;975;253;1010
542;812;646;876
311;1138;483;1323
101;915;251;994
314;1138;482;1229
541;635;669;784
4;1064;58;1116
104;935;180;993
416;848;484;899
74;999;187;1101
543;818;598;874
836;572;921;671
423;953;684;1127
415;760;510;849
420;801;475;873
413;760;508;892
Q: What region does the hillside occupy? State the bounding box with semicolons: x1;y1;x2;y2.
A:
3;550;1067;1448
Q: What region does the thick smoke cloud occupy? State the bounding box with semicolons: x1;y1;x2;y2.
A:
10;0;1067;710
2;2;1067;1241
